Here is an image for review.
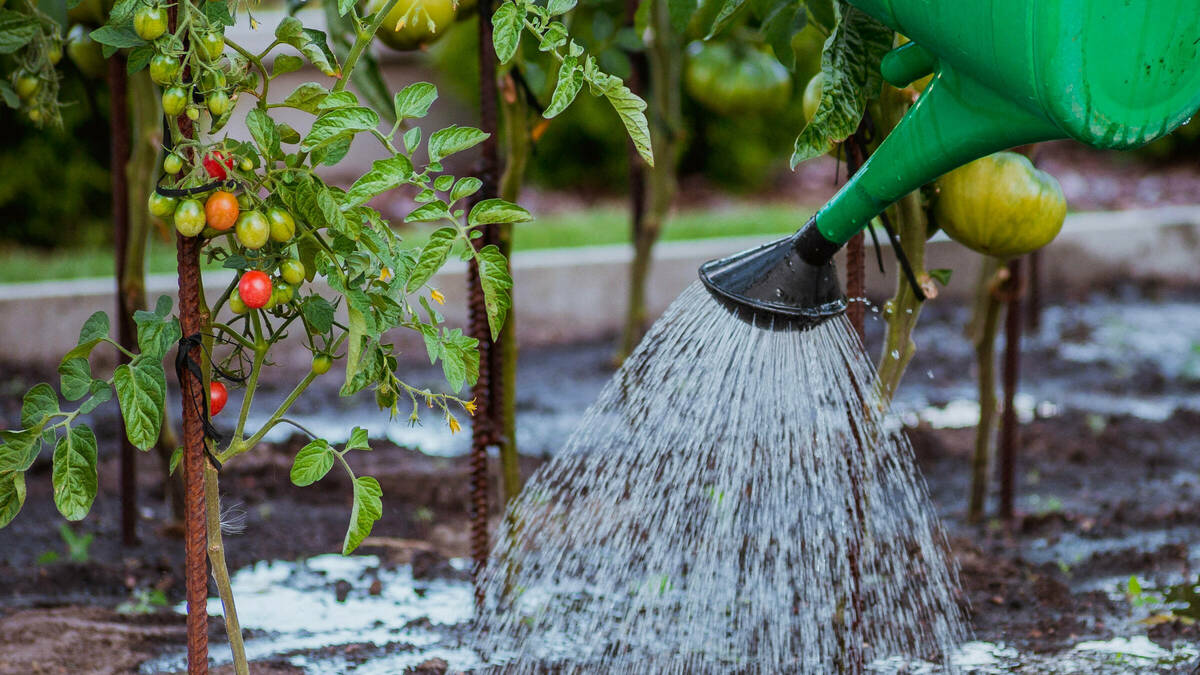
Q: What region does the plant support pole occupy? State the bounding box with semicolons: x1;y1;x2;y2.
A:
108;53;139;547
999;258;1023;522
469;0;502;606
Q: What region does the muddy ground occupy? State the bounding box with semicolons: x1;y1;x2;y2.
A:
1;281;1199;673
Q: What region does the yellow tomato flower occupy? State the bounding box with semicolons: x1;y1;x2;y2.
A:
463;398;477;415
447;415;461;434
430;288;445;305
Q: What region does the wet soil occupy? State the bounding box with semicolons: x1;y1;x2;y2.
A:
1;286;1199;672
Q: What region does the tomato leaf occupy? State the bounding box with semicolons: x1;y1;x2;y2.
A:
89;25;145;57
301;295;335;334
427;125;489;164
407;227;456;291
275;17;340;77
345;155;414;207
544;57;583;119
301;106;379;152
450;177;482;202
0;473;26;529
247;107;282;160
78;382;112;416
393;81;437;121
51;425;97;521
790;4;892;166
404;200;453;224
132;304;181;362
281;82;329;114
21;384;58;429
343;475;383;554
492;2;524;63
474;244;513;341
345;427;370;451
112;361;165;452
290;440;334;486
439;328;479;392
59;358;92;402
0;10;40;54
468;198;532;227
760;0;807;70
0;426;46;474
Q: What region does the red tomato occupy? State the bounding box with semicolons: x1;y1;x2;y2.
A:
203;151;235;180
209;381;228;416
238;270;272;309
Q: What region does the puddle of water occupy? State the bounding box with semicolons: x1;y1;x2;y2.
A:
140;555;480;674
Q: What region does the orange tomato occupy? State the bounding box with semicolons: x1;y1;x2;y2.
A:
205;190;240;231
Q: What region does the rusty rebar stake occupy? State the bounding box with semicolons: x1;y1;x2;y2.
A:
843;125;870;344
998;258;1023;522
469;0;502;607
108;54;140;548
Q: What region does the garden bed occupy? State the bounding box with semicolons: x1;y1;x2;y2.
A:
1;283;1199;673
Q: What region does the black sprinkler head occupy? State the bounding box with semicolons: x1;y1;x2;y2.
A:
699;216;846;329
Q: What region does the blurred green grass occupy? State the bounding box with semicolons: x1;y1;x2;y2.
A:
0;203;812;284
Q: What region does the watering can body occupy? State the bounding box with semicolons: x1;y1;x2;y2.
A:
811;0;1200;246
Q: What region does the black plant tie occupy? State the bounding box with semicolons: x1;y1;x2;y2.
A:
175;333;224;471
877;210;928;302
155;178;241;198
866;221;887;274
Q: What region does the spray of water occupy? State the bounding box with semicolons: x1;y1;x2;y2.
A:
473;282;968;673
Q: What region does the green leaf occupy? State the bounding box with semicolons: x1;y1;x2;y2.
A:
317;186;355;237
345;155;414;207
0;473;25;529
468;198;532;227
704;0;746;38
0;426;46;474
492;1;524;63
546;0;576;15
247;107;282;160
133;305;181;361
112;361;166;451
312;135;353;167
168;447;183;476
89;25;145;54
52;425;97;521
0;81;18;109
928;268;953;286
281;82;329;114
403;127;422;153
276;17;340;77
345;427;370;451
427;125;489;164
404;201;453;224
127;45;155;74
22;384;58;429
474;244;513;341
393;81;437;121
0;9;39;54
78;383;112;416
544;57;583;118
301;295;335;333
317;90;358;111
278;123;302;145
439;328;480;392
337;0;355;16
450;177;483;202
667;0;697;32
761;0;806;70
301;106;380;152
597;79;654;166
790;4;892;166
290;440;335;486
407;227;456;291
59;358;92;402
433;175;454;191
343;475;383;554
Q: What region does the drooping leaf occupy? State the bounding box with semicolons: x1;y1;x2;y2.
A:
593;77;653;166
51;425;97;521
704;0;746;38
0;473;25;529
393;81;437;121
290;440;335;486
427;125;489;164
342;475;383;554
112;361;166;451
275;17;340;76
474;244;513;341
439;328;480;392
544;57;583;118
407;227;456;291
468;198;532;227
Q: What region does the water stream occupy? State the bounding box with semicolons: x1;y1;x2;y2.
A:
471;283;969;673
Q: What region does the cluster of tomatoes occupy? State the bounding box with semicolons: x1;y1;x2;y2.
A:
133;2;236;120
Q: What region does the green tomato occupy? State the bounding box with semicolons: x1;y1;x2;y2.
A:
174;199;206;237
235;211;270;250
163;153;184;174
207;90;232;117
228;289;247;315
14;72;40;101
67;25;105;79
196;31;225;61
272;281;294;305
133;5;168;41
186;105;200;121
239;157;253;172
801;72;823;124
199;69;226;92
149;53;180;86
684;42;792;116
266;207;296;243
47;43;62;66
147;191;177;218
161;86;188;117
279;259;305;286
27;108;41;124
367;0;456;51
311;354;333;375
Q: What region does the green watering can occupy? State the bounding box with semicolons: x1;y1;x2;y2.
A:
700;0;1200;326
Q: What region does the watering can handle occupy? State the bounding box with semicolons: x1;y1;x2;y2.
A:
880;42;936;89
799;64;1067;262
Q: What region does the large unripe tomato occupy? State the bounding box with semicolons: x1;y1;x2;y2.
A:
174;199;206;237
67;26;105;79
367;0;456;51
801;72;823;123
147;191;177;218
266;207;296;242
684;42;791;116
235;211;270;250
933;152;1067;259
149;53;180;85
207;90;233;117
133;5;167;41
279;259;305;286
311;353;333;375
161;86;188;116
196;31;225;61
205;190;239;231
238;270;272;309
228;289;247;314
209;381;228;416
